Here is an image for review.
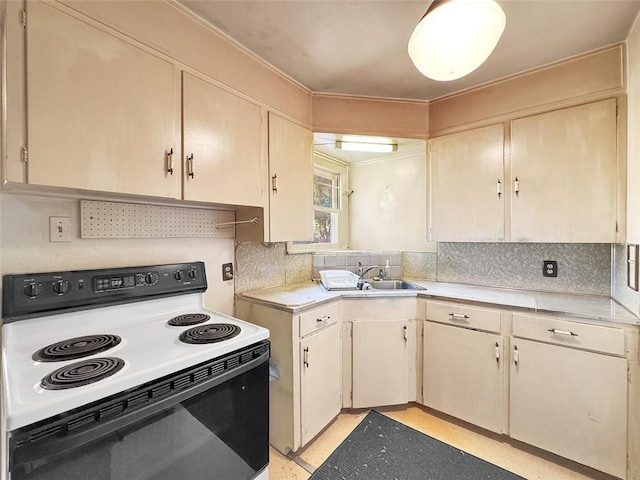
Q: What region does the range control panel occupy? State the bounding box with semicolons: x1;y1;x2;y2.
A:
2;262;207;322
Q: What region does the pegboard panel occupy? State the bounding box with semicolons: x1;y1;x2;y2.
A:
80;201;236;239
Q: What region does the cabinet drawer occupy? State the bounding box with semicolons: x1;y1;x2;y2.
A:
512;314;625;356
426;300;501;333
299;302;341;338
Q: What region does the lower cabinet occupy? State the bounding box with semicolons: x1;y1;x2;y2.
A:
423;321;504;434
300;322;342;445
352;319;410;408
234;299;342;454
510;315;628;479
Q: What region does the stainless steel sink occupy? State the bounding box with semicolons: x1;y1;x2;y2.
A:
361;279;426;290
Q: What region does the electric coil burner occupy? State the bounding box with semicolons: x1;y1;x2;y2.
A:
40;357;125;390
32;334;122;362
2;261;270;480
167;313;210;326
179;323;241;344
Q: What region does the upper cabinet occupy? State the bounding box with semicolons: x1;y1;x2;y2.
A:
236;113;314;242
8;1;304;216
268;113;314;242
429;99;619;243
182;72;264;207
430;124;505;242
510;99;617;242
23;2;181;199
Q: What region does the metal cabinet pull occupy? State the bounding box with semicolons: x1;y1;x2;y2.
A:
548;328;578;337
403;325;408;342
166;148;174;175
514;177;520;197
316;315;330;323
303;347;309;367
272;174;278;193
449;313;469;321
497;179;502;198
186;154;194;179
495;342;500;364
513;345;519;366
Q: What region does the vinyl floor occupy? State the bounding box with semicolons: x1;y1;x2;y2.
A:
268;403;616;480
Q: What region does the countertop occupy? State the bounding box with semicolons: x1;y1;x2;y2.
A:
238;279;639;326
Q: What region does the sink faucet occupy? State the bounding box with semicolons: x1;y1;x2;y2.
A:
357;262;380;279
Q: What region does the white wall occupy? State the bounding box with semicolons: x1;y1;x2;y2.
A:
0;194;235;315
348;151;433;251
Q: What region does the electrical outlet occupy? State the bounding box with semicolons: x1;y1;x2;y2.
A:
222;263;234;281
49;216;71;242
543;260;557;277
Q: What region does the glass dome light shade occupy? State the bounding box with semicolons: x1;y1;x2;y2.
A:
408;0;506;81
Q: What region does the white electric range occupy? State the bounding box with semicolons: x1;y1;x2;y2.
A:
2;262;270;480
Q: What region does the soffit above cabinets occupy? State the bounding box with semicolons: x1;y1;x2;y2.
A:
177;0;640;101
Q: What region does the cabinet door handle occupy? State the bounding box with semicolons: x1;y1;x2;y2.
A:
514;177;520;197
316;315;330;323
496;179;502;199
166;148;174;175
186;154;195;179
403;325;408;342
548;328;578;337
513;345;519;366
449;313;469;322
272;174;278;193
495;342;500;364
303;347;309;367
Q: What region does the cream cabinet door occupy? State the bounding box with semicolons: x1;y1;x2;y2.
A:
268;113;314;242
352;320;409;408
423;322;504;433
511;99;617;242
183;73;264;206
26;2;180;198
300;323;342;446
510;338;627;478
429;124;504;241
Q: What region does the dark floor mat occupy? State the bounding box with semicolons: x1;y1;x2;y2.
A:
309;410;526;480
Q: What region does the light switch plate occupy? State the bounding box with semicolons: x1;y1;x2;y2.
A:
49;216;71;242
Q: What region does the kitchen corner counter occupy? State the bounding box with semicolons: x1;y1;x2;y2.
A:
238;279;639;326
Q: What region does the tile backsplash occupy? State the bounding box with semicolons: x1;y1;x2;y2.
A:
235;242;613;297
312;251;402;279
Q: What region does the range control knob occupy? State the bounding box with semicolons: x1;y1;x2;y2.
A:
145;272;159;285
188;268;197;280
23;282;41;298
174;270;184;281
52;280;71;295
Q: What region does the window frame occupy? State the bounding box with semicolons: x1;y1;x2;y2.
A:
287;153;348;253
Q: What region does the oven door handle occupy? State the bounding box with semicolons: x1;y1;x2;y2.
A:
10;345;269;471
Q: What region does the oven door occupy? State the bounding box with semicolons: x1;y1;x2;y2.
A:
9;341;269;480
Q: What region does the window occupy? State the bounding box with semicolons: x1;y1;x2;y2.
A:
313;168;340;244
288;156;348;252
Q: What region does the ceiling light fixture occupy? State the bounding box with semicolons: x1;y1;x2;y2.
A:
335;141;398;153
408;0;506;81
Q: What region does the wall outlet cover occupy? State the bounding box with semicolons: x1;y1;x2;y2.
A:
222;262;234;281
543;260;558;277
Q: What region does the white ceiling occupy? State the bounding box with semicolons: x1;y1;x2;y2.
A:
177;0;640;101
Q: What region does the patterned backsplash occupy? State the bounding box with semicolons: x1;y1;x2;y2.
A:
235;242;613;296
